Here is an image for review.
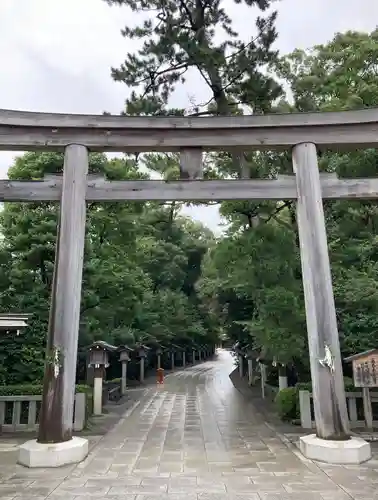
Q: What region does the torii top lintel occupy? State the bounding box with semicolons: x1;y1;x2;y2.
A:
2;107;378;203
1;107;378;152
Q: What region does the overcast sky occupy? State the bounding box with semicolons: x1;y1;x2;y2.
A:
0;0;377;231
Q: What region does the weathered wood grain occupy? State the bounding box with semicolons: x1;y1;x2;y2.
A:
293;142;350;440
2;175;378;202
2;107;378;128
1;108;378;151
2;124;378;152
38;144;88;443
362;387;373;430
0;177;62;201
180;148;203;179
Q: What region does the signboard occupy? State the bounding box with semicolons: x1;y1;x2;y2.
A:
352;353;378;388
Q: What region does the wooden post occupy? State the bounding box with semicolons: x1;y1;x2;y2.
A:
182;351;186;368
38;144;88;444
192;350;196;364
260;363;266;399
293;142;349;440
93;367;103;416
248;359;254;386
362;387;373;430
347;395;358;425
299;390;313;429
239;355;244;378
180;148;203;179
140;357;145;383
171;351;175;371
278;365;288;391
121;361;128;395
157;354;161;370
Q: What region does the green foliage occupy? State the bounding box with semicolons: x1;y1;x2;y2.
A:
3;15;378;394
0;384;91;396
275;388;299;422
198;222;306;365
276;29;378;359
296;377;356;393
275;378;357;423
199;28;378;376
105;0;281;117
106;378;122;385
277;29;378;112
0;151;217;384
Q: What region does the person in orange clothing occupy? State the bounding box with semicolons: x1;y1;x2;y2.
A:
157;367;164;384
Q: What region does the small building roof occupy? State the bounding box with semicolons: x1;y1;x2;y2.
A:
136;344;151;351
345;349;378;363
117;345;134;353
0;313;31;333
171;343;182;351
89;340;117;352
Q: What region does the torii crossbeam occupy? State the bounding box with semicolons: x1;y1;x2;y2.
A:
2;107;375;466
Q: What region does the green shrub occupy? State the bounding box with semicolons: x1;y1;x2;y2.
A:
275;377;362;423
0;384;91;396
0;384;43;396
296;376;355;393
106;378;121;385
0;383;93;422
275;387;299;421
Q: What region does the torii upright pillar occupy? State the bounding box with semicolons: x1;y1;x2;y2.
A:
293;142;370;463
18;145;89;467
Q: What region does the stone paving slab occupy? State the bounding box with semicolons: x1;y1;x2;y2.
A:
1;351;378;499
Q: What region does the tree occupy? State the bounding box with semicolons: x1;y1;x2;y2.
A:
277;29;378;112
274;29;378;359
0;151;218;384
104;0;283;186
105;0;281;117
201;29;378;372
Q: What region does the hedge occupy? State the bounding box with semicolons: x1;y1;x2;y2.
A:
275;387;299;421
275;377;357;422
0;384;91;397
296;376;355;393
0;384;93;424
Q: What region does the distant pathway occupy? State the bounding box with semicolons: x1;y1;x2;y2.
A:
0;350;378;499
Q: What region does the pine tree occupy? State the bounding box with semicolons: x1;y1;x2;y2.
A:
104;0;282;116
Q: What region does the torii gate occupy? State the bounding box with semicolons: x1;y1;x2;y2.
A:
1;108;376;467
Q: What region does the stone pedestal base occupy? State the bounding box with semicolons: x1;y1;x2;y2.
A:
18;437;88;468
300;434;371;465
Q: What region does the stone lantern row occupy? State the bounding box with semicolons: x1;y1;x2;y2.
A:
233;342;289;396
87;341;215;415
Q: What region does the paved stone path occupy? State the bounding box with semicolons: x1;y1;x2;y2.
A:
1;349;378;499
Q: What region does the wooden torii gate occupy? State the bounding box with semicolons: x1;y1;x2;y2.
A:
1;108;376;466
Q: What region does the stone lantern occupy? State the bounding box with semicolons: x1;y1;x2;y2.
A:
199;344;204;362
245;347;258;386
170;344;181;371
0;313;30;335
233;342;245;378
88;341;117;415
181;346;187;368
192;343;199;364
117;345;133;395
89;344;109;369
155;345;165;370
256;348;268;399
192;344;196;365
136;344;150;383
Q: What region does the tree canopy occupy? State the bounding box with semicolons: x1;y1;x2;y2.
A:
1;6;378;386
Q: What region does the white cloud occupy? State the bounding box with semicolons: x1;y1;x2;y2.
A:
0;0;377;232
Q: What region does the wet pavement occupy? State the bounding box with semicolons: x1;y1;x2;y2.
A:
1;349;378;499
